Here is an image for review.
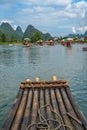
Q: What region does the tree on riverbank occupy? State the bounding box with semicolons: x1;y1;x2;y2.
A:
31;32;42;42
84;36;87;42
0;33;6;42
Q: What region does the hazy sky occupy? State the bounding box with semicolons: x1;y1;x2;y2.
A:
0;0;87;36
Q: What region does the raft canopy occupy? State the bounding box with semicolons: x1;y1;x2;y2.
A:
2;76;87;130
24;37;31;42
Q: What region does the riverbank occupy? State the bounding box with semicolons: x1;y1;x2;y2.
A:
0;42;23;45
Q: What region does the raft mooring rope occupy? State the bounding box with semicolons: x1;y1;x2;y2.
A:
26;104;72;130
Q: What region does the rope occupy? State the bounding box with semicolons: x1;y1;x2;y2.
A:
26;104;72;130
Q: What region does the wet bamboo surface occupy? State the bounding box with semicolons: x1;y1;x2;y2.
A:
2;80;87;130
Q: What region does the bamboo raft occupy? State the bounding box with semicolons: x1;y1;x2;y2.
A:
83;47;87;51
2;76;87;130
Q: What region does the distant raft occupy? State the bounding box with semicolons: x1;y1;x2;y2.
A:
2;77;87;130
83;47;87;51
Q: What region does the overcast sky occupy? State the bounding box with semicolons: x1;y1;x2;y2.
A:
0;0;87;36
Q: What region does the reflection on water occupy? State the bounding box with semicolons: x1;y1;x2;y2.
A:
0;44;87;127
65;47;72;57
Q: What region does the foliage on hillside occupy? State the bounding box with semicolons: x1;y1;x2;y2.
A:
0;23;53;43
0;22;87;44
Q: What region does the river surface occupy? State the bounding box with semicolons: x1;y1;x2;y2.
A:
0;43;87;127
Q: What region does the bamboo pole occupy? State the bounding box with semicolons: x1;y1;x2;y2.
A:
2;89;23;130
39;88;47;130
55;88;74;130
29;88;39;130
39;88;46;121
10;88;28;130
61;87;84;130
50;88;64;130
66;87;87;130
45;88;55;129
20;89;33;130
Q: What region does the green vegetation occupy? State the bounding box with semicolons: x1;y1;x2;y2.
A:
0;22;87;45
0;22;53;44
84;36;87;42
23;24;52;42
31;32;42;42
0;33;6;42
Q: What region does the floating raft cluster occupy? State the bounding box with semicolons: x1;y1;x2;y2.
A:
2;77;87;130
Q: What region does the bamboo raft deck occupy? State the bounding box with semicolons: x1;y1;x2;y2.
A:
2;77;87;130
